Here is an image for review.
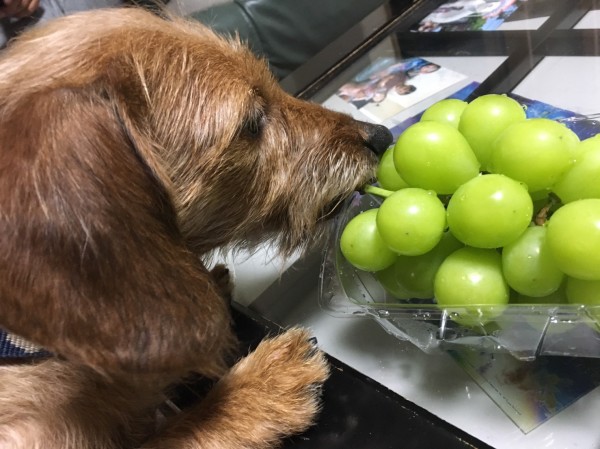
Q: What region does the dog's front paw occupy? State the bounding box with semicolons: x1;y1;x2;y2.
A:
141;329;329;449
224;328;330;439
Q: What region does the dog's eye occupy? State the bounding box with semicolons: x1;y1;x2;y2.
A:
241;97;266;138
243;114;264;138
245;118;261;136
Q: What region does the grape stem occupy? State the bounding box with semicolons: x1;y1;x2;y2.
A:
534;192;562;225
363;185;394;198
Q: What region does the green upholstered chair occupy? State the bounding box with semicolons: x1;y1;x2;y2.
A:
190;0;387;79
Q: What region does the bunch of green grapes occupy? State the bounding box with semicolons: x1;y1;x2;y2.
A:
340;94;600;326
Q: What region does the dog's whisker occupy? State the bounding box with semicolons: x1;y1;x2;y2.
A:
134;60;153;107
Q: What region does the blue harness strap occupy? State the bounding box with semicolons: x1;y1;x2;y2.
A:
0;329;50;359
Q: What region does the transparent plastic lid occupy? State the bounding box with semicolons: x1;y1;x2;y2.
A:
319;192;600;361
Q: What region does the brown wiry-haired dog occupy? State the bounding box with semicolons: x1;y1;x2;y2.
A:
0;7;392;449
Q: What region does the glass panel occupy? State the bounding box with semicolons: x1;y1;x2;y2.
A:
312;37;507;128
239;2;600;448
514;57;600;115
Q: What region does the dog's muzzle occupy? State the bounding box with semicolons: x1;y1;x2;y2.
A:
357;121;393;155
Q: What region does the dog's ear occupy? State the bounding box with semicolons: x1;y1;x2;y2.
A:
0;86;234;377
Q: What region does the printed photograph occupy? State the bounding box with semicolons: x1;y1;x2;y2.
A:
335;57;467;123
410;0;528;32
449;349;600;433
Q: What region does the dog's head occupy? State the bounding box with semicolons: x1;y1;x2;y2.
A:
0;8;391;372
1;8;391;255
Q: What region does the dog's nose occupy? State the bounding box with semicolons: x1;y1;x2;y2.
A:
358;121;393;155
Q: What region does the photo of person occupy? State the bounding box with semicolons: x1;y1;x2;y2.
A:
335;57;466;123
411;0;526;32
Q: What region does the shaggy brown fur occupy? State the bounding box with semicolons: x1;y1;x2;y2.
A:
0;8;392;449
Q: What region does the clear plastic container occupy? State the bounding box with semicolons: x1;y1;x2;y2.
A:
319;192;600;361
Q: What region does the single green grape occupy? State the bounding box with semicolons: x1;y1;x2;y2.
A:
546;199;600;280
571;133;600;161
530;189;551;201
376;146;409;191
510;283;568;305
376;263;417;300
446;174;533;248
552;148;600;203
490;118;572;192
556;124;581;159
340;209;396;272
393;121;480;194
502;226;564;297
565;277;600;305
375;231;463;299
420;99;468;128
511;284;570;334
376;188;446;256
434;247;509;326
458;94;526;169
565;277;600;329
